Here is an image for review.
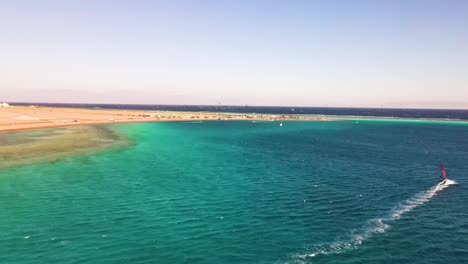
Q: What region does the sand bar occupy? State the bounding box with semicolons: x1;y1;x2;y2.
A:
0;105;326;132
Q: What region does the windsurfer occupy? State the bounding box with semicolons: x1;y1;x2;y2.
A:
440;175;446;184
439;163;448;184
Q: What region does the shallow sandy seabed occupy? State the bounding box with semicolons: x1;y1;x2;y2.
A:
0;125;127;169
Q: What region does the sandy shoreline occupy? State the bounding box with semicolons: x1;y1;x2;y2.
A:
0;105;326;132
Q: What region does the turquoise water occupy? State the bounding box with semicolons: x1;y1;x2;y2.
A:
1;120;468;263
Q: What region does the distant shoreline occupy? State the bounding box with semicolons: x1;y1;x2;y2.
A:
8;102;468;111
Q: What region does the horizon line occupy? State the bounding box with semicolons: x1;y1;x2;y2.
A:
5;101;468;111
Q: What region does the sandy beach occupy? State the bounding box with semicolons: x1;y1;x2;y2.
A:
0;105;326;132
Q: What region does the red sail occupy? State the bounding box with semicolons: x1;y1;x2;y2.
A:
440;163;448;179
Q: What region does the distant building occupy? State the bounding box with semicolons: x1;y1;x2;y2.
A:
0;103;10;107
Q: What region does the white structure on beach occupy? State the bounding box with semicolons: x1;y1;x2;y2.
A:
0;103;11;107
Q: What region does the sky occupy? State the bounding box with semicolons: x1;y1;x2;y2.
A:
1;0;468;108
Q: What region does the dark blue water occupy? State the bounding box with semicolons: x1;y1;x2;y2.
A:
10;102;468;120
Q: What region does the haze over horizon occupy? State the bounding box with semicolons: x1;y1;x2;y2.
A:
1;1;468;109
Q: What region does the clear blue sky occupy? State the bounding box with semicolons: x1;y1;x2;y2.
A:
1;0;467;108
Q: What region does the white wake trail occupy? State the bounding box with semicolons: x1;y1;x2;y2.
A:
391;179;455;220
296;180;456;261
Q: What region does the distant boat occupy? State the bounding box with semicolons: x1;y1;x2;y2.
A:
439;163;449;184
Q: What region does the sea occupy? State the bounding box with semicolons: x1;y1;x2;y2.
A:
1;105;468;263
10;102;468;120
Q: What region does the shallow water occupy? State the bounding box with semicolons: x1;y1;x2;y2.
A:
1;120;467;263
0;125;125;168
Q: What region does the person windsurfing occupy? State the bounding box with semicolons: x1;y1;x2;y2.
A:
439;163;448;184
